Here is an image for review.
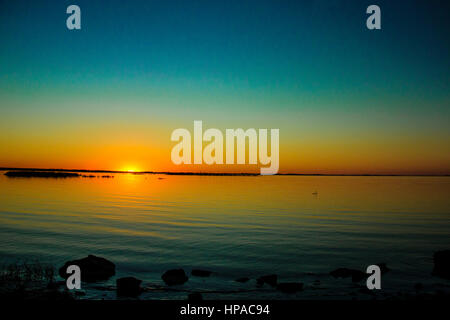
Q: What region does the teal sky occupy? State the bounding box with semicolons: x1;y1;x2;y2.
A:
0;0;449;174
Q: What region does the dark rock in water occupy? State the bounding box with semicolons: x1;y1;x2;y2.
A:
188;293;203;301
276;282;304;294
116;277;142;297
162;269;189;286
191;269;212;277
235;277;250;283
59;255;115;282
330;268;366;282
257;274;277;287
432;250;450;280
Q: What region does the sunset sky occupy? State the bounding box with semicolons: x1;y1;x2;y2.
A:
0;0;449;174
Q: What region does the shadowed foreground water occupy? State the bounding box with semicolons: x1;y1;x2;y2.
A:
0;172;449;299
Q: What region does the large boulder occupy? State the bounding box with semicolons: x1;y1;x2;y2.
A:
432;250;450;279
59;255;115;282
162;269;188;286
257;274;277;287
116;277;142;297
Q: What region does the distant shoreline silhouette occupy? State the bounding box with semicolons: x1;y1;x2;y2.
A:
0;167;448;177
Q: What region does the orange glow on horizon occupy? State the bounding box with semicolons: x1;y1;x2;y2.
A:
120;166;141;173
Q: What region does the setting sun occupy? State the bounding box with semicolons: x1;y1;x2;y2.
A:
121;166;140;173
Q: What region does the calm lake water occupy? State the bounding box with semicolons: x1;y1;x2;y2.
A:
0;172;449;299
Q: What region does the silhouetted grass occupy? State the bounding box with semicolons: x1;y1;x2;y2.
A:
0;261;72;300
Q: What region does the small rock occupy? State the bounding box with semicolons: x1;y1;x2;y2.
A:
330;268;366;282
188;293;203;301
257;274;277;287
59;255;115;282
116;277;142;297
235;277;250;283
277;282;303;293
432;250;450;280
191;269;212;277
162;269;189;286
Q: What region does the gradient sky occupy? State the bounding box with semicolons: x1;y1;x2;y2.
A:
0;0;449;174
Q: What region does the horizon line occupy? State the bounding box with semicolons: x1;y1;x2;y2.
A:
0;167;449;177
